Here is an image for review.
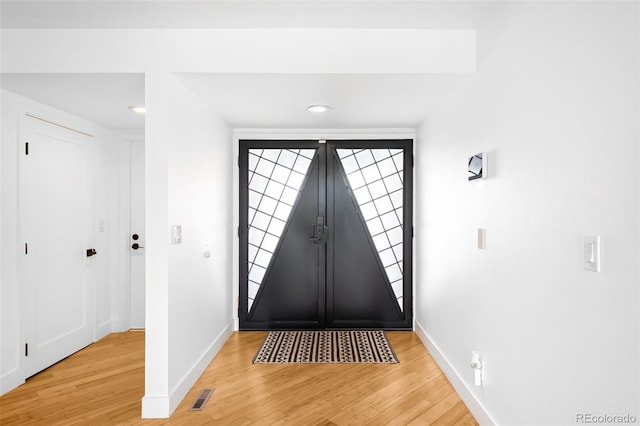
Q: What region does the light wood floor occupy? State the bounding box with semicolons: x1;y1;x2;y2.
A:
0;331;478;425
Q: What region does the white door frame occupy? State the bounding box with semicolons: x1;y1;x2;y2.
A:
231;128;417;331
118;133;145;331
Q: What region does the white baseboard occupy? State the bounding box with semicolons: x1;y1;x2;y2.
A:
142;322;234;418
414;320;497;426
96;319;113;341
109;318;129;333
141;395;171;418
0;368;24;396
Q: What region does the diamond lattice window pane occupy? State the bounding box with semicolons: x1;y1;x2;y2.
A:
372;233;391;251
299;149;315;159
280;187;298;205
287;171;305;190
385;264;403;282
380;211;400;230
377;157;397;178
249;152;260;170
387;226;403;246
347;171;365;189
252;211;271;231
265;180;285;200
379;248;397;267
255;158;275;177
248;244;259;263
366;217;384;236
360;202;378;221
267;218;286;237
248;190;262;209
337;148;405;310
271;165;291;184
391;281;403;299
372;150;392;161
257;197;277;215
249;265;266;284
249;174;268;193
384;175;403;193
355;150;375;168
254;250;272;268
277;150;297;168
248;228;265;246
273;203;292;221
368;180;387;199
293;156;312;174
392;152;404;174
392;244;403;262
390;190;403;208
247;148;317;311
374;196;394;215
249;281;260;299
353;187;372;205
361;164;382;183
340;155;359;174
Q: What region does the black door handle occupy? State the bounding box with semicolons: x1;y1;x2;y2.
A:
131;243;144;250
86;248;97;257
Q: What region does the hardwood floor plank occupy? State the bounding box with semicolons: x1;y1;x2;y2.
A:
454;412;481;425
0;330;477;425
432;401;472;425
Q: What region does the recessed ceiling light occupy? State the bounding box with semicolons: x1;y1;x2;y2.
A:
307;105;331;113
128;105;146;114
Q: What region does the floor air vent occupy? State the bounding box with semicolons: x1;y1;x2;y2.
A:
189;388;214;411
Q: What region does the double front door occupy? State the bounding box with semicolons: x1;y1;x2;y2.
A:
239;140;412;330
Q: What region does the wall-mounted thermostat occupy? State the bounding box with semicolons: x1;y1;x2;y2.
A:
468;153;487;181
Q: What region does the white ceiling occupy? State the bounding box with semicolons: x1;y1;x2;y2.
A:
0;72;470;131
0;1;482;131
1;73;146;131
0;1;493;29
177;73;469;129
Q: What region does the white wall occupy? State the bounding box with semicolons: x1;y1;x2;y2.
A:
416;2;639;425
0;89;121;394
142;73;233;417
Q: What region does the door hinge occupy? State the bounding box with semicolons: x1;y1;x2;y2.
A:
25;243;28;254
237;226;240;238
25;142;29;155
25;343;28;357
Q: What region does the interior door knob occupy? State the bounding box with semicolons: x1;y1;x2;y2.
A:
131;243;144;250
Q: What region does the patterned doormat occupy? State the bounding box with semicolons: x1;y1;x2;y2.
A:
253;330;399;364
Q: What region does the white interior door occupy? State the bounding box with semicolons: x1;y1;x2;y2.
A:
20;115;94;378
129;141;145;329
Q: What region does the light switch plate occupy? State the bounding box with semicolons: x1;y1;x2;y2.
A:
477;228;486;250
172;225;182;244
583;235;600;272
